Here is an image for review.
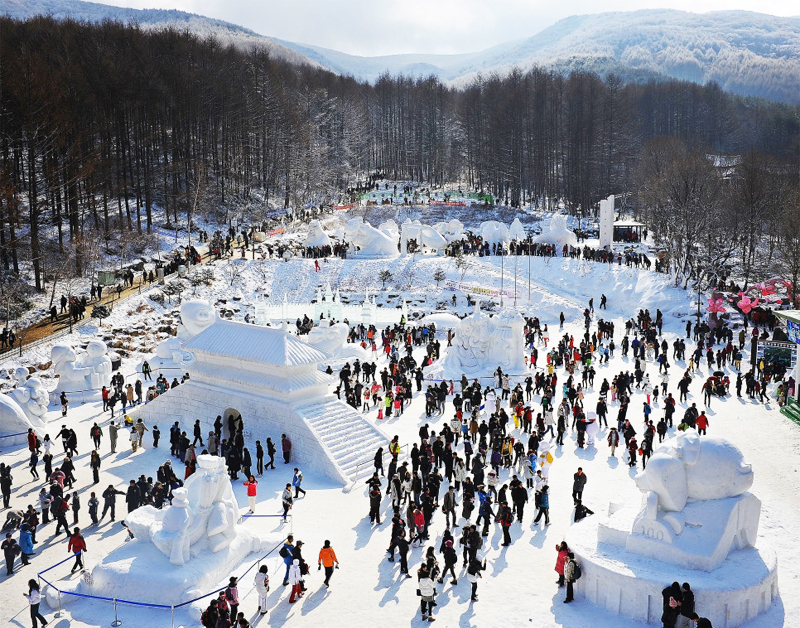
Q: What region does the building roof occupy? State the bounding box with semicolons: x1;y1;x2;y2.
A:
613;220;645;227
182;319;329;366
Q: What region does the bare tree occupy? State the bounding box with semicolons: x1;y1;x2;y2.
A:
378;270;392;288
433;267;447;287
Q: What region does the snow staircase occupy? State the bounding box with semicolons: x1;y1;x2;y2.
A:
299;398;387;483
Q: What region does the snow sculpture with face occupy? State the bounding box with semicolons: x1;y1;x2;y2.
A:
9;368;49;422
179;300;215;339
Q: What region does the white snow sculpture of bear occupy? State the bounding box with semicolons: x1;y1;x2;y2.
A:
533;213;577;253
625;431;760;571
9;368;49;423
126;455;241;564
401;220;447;254
50;345;93;392
480;221;510;247
76;340;112;390
303;220;332;249
51;341;111;394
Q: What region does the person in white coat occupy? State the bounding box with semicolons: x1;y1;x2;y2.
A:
288;558;303;603
254;564;269;614
23;579;48;628
418;563;437;621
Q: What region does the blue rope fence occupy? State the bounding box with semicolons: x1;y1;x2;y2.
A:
35;537;289;623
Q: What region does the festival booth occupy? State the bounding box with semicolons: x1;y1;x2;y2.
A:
613;219;645;243
774;310;800;425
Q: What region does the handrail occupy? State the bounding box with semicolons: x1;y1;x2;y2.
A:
345;442;408;493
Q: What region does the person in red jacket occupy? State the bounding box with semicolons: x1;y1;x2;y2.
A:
696;412;709;436
243;476;258;513
555;541;569;587
68;528;86;573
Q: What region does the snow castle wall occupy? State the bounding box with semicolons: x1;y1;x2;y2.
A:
130;382;348;485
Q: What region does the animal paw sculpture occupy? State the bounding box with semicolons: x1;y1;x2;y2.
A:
628;431;760;571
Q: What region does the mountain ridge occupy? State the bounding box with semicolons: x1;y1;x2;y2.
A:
2;1;798;102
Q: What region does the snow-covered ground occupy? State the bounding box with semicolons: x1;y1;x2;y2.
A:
1;227;798;628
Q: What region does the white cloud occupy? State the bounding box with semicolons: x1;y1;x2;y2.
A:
96;0;799;55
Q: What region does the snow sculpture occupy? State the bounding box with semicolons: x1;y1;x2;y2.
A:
624;432;760;571
0;394;42;442
178;299;216;340
126;455;242;564
442;305;525;374
9;368;49;423
347;219;398;257
401;219;447;254
78;340;113;389
303;220;332;249
305;319;369;361
598;195;614;249
509;217;526;241
533;214;577;252
378;219;399;237
490;310;527;372
50;345;92;392
479;221;510;247
305;320;349;355
435;218;465;243
51;340;111;394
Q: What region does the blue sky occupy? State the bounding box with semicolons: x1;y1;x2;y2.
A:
98;0;797;56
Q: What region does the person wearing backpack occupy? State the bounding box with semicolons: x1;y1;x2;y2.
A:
496;501;514;546
280;535;295;586
253;565;269;615
563;552;578;603
224;577;239;621
201;598;219;627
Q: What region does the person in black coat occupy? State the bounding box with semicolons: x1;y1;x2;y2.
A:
680;582;695;625
125;480;141;513
661;581;683;628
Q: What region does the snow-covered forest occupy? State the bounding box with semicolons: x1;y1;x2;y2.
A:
0;17;797;311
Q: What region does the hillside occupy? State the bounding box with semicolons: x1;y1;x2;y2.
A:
0;0;321;70
282;9;800;102
3;1;798;102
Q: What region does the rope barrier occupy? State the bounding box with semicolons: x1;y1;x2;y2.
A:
0;431;29;440
35;538;289;614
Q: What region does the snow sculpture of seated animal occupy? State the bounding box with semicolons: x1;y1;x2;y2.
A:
627;431;760;571
126;455;240;564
